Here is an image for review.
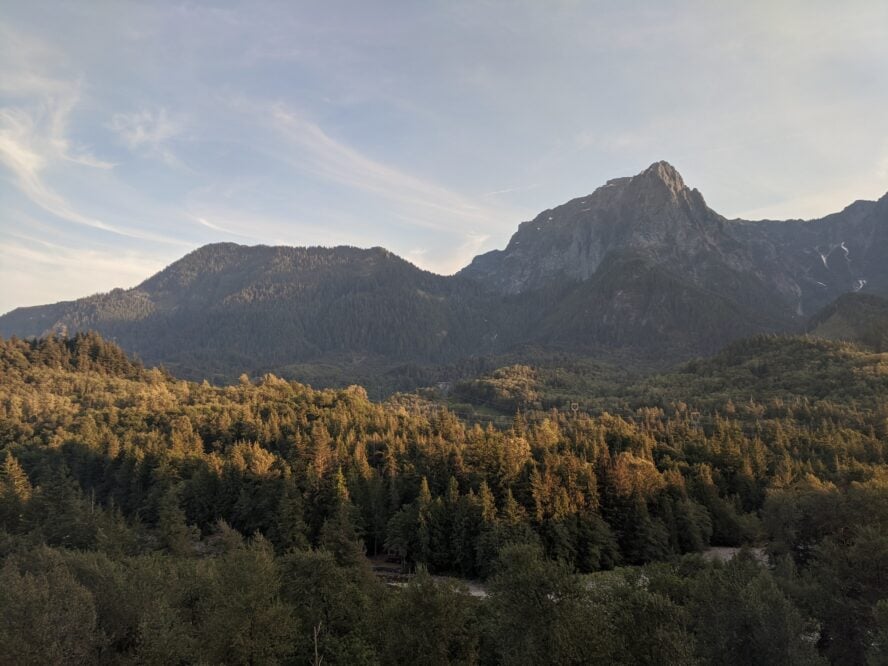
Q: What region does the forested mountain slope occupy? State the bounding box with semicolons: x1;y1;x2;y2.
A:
0;245;504;383
808;293;888;351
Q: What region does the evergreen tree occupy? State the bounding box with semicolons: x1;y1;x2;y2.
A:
198;535;296;665
0;452;32;533
0;557;101;665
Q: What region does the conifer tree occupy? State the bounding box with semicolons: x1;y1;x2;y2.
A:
0;452;32;533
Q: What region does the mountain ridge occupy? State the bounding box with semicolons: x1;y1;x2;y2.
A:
3;161;886;385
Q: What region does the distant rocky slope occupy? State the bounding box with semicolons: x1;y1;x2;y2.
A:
2;162;886;383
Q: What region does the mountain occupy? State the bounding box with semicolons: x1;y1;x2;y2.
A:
463;162;749;292
0;244;505;382
460;161;888;353
462;162;802;353
2;161;887;384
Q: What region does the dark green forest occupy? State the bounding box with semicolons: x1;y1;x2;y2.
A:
2;332;887;664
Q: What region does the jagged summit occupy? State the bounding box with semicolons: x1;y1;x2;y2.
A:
601;161;688;195
620;160;700;209
638;160;687;192
459;160;721;293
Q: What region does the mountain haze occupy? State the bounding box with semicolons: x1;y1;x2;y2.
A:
3;161;886;384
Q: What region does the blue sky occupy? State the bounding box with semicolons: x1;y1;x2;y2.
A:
2;1;887;314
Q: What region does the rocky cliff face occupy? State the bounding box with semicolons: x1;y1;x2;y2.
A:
729;194;888;317
462;161;887;323
462;162;776;294
460;161;808;344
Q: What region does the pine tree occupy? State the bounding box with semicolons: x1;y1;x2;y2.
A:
416;477;433;564
270;474;309;552
198;535;296;664
0;452;32;533
320;468;366;566
158;485;199;556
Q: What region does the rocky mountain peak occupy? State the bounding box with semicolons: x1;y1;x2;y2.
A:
590;161;698;216
598;161;689;198
638;160;687;193
616;161;694;208
458;160;722;293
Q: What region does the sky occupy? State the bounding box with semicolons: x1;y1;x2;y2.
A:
2;1;887;315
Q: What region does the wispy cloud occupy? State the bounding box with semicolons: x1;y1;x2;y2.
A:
0;103;122;233
0;27;113;169
189;213;260;240
263;104;526;234
184;203;382;249
0;28;189;246
0;232;167;313
481;183;541;198
2;233;162;276
0;105;185;245
110;107;184;166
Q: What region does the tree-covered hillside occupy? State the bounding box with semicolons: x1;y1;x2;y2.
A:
1;333;887;662
0;245;506;384
808;293;888;351
447;334;888;419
